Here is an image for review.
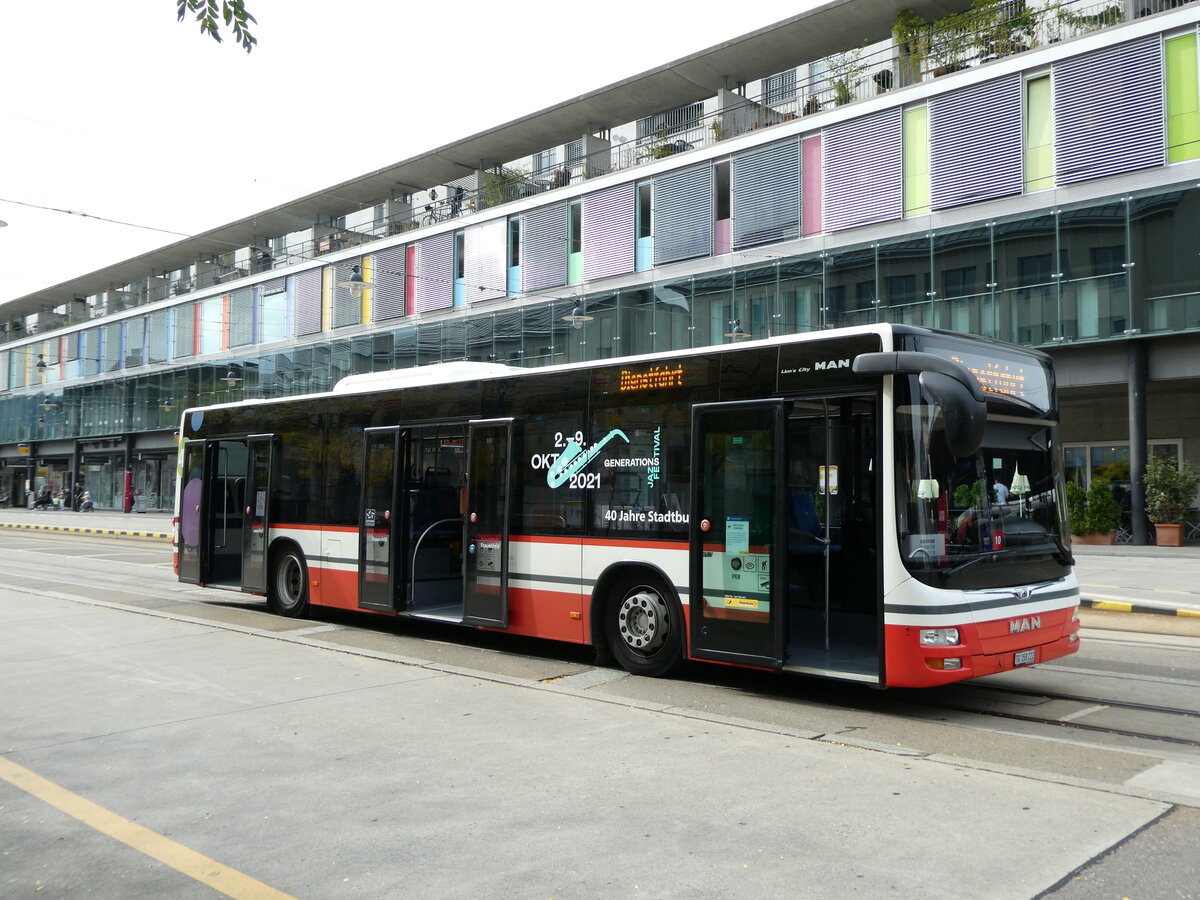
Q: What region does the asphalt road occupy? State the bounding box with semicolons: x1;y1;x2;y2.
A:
1;530;1199;898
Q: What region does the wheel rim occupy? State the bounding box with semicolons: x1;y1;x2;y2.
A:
617;587;670;655
277;555;304;607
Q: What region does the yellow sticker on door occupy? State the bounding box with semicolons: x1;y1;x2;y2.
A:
724;596;759;610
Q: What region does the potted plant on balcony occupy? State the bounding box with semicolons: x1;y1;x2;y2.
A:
1066;477;1121;544
1143;456;1200;546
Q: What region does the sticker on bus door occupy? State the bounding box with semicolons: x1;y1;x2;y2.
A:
819;465;838;495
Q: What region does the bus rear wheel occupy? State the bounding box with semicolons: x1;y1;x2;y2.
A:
269;546;310;618
606;574;684;677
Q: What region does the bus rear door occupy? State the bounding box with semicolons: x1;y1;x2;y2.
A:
463;419;513;628
178;440;206;584
690;401;787;669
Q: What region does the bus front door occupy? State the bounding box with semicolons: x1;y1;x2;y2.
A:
359;427;404;612
784;396;880;683
463;419;513;628
241;434;276;594
689;401;786;669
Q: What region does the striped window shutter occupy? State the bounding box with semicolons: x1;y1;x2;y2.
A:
824;108;903;232
464;219;508;302
372;247;406;321
1054;37;1165;185
732;138;800;249
653;165;713;265
522;202;568;292
930;75;1023;210
582;183;636;281
228;288;254;346
416;233;454;312
293;270;323;336
331;261;363;328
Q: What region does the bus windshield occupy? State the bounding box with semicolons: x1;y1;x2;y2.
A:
894;377;1071;590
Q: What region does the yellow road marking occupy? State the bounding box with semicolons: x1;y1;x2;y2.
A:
0;756;296;900
1087;600;1133;612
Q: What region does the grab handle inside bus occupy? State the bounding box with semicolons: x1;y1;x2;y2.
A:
852;351;986;458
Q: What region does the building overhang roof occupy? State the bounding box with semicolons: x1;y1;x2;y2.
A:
3;0;971;319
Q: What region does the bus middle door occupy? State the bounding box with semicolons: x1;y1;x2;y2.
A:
359;427;405;612
463;418;513;628
689;400;786;669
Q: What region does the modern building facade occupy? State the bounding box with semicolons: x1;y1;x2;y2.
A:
2;0;1199;540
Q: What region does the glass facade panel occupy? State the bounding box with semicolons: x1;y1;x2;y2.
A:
1134;188;1200;333
934;227;992;337
878;236;931;327
994;213;1058;344
1058;200;1128;340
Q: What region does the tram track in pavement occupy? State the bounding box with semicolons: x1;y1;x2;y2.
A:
937;682;1200;747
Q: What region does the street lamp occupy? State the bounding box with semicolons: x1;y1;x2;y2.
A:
562;303;594;329
724;319;750;341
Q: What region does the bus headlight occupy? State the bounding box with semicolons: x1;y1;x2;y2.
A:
919;628;960;646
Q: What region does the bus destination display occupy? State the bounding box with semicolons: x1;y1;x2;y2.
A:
618;363;685;393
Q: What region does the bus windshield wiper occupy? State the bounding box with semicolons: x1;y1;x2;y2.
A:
938;551;1003;580
1050;533;1075;567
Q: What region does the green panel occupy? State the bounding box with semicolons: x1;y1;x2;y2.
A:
903;106;930;217
1167;33;1200;163
1024;76;1053;191
567;251;583;285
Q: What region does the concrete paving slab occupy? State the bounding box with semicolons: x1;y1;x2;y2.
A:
1;588;1172;899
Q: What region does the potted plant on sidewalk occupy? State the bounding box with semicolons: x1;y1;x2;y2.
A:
1143;456;1200;546
1066;477;1121;544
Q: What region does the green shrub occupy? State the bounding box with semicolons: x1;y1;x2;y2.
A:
1144;456;1200;525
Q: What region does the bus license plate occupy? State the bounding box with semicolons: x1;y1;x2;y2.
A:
1014;648;1036;667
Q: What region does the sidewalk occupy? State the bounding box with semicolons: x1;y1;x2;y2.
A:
1;506;1197;618
1071;543;1200;619
0;505;173;540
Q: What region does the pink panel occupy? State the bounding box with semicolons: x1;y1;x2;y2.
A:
714;218;731;255
802;135;823;236
405;245;417;317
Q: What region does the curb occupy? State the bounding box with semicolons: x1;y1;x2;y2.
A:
1080;597;1199;618
0;522;171;540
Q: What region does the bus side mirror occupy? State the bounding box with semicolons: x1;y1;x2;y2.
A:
853;351;987;458
918;371;986;458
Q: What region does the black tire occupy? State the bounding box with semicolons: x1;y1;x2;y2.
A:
605;573;685;677
269;545;310;618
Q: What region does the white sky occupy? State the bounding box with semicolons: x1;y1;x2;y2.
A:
0;0;815;307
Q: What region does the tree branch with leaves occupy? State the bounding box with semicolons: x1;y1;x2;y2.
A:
176;0;258;53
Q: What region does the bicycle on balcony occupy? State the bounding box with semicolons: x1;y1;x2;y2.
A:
420;187;466;227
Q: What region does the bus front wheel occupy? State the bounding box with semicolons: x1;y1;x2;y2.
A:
269;546;310;618
605;574;684;677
